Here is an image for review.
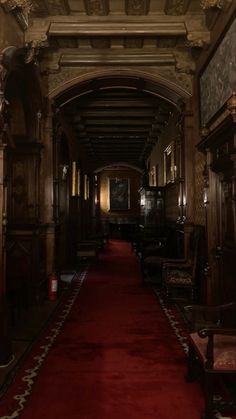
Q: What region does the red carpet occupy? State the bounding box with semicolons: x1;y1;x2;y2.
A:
1;240;205;418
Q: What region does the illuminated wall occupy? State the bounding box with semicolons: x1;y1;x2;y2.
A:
99;167;141;222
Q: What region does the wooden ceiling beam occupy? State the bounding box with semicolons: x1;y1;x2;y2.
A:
48;21;187;36
82;118;154;125
60;50;176;66
85;127;150;132
77;110;157;117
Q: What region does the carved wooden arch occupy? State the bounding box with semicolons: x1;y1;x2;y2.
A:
48;68;191;110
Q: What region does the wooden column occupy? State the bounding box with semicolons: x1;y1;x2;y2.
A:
204;149;220;305
183;102;195;225
41;103;55;275
0;141;6;297
0;111;13;367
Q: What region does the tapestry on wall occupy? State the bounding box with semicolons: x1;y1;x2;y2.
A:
200;17;236;126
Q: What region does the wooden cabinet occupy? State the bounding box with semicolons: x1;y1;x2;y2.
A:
139;186;165;234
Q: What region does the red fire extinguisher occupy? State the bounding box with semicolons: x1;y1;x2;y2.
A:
48;272;58;301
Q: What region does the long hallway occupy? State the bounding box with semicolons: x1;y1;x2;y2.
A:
0;241;204;418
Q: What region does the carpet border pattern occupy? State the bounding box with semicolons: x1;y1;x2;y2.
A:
0;271;87;419
152;288;189;355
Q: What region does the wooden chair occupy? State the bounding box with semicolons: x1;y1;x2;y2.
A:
141;226;183;284
162;227;201;303
185;302;236;419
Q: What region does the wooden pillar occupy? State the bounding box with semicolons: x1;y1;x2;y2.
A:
183;102;195;225
0;142;7;296
41;102;55;275
203;149;220;304
0;119;13;366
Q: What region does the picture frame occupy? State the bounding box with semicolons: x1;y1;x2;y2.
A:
109;178;130;211
164;142;175;184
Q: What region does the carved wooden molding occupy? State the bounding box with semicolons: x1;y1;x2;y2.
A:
48;21;187;37
200;0;230;10
25;36;48;64
59;50;176;66
0;0;33;30
186;31;210;48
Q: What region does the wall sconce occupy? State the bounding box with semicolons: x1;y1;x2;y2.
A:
72;161;77;196
84;174;90;200
140;195;146;207
177;179;186;224
61;164;69;181
94;175;98;205
203;187;209;207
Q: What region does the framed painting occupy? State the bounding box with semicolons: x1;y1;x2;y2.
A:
164;142;175;184
109;178;130;210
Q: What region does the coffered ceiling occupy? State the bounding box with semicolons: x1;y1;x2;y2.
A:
26;0;211;69
61;87;174;168
2;0;228;169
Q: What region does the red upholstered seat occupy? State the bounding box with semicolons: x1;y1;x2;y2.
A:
185;303;236;418
190;332;236;370
166;268;192;285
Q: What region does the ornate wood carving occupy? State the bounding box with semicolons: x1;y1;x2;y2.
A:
125;0;150;15
200;0;230;10
84;0;109;15
25;37;48;64
0;0;33;29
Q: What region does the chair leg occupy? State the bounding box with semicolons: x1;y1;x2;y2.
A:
203;372;215;419
186;342;199;382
